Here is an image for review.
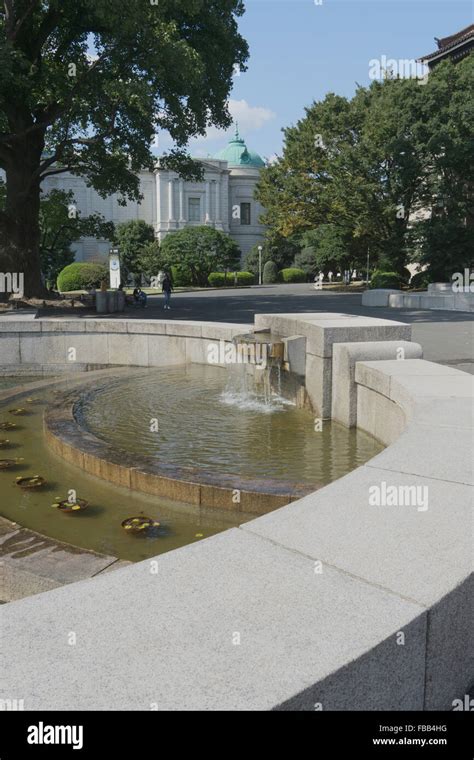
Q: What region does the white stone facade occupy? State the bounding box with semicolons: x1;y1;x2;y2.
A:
41;157;266;265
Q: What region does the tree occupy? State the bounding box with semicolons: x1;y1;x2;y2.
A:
39;188;114;285
140;241;163;282
0;1;249;297
114;220;155;282
160;226;241;286
255;59;474;278
300;225;367;277
245;233;298;275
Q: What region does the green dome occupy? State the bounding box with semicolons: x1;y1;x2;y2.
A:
214;126;265;168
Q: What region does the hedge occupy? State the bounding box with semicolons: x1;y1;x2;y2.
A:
280;267;306;283
57;263;109;292
208;271;255;287
369;270;403;290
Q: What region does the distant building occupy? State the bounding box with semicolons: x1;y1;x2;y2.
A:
41;126;266;264
419;23;474;69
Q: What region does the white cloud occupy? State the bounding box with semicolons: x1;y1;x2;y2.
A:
227;99;275;133
155;99;275;156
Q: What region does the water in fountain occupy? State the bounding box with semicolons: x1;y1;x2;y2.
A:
220;360;290;413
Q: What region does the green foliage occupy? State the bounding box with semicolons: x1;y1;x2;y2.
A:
114;221;156;280
369;271;403;290
57;263;109;292
160;226;241;286
208;272;228;287
245;234;297;275
235;271;255;286
408;216;474;282
138;242;163;281
280;268;306;283
208;271;255;287
409;270;433;290
293;248;318;280
256;56;474;278
262;260;279;284
171;265;193;287
0;1;249;296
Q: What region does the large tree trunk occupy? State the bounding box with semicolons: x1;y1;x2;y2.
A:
0;138;47;301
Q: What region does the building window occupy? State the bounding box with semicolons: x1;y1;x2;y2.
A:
188;197;201;222
240;202;251;225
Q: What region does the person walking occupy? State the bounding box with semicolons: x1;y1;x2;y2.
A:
162;272;173;309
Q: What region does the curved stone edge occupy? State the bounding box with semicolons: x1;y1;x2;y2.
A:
244;359;473;710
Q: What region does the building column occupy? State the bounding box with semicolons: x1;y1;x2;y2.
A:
179;179;185;223
215;178;222;226
168;177;175;225
205;180;211;224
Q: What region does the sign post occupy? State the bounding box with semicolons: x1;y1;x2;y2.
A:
109;248;121;289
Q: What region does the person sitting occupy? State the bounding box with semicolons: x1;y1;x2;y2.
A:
133;287;147;308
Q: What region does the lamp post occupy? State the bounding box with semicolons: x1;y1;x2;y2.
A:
366;247;370;285
258;245;263;285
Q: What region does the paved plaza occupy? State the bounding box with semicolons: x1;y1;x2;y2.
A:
41;284;474;374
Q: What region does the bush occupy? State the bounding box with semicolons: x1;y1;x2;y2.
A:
170;265;193;287
235;271;254;286
263;260;279;284
280;267;306;283
409;270;433;290
208;272;227;287
57;262;109;292
208;271;255;287
369;270;403;290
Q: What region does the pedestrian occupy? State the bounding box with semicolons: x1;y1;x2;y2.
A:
162;272;173;309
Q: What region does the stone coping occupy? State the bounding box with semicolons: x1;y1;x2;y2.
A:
362;288;474;312
0;318;472;711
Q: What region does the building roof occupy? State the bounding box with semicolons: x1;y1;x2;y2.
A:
214;125;265;169
420;23;474;65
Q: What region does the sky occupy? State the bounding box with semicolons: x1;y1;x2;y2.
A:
157;0;473;162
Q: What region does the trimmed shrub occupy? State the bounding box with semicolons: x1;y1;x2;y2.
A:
235;271;254;286
170;265;193;287
208;272;226;287
369;270;403;290
208;271;255;287
263;260;278;284
57;262;109;292
280;267;306;283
